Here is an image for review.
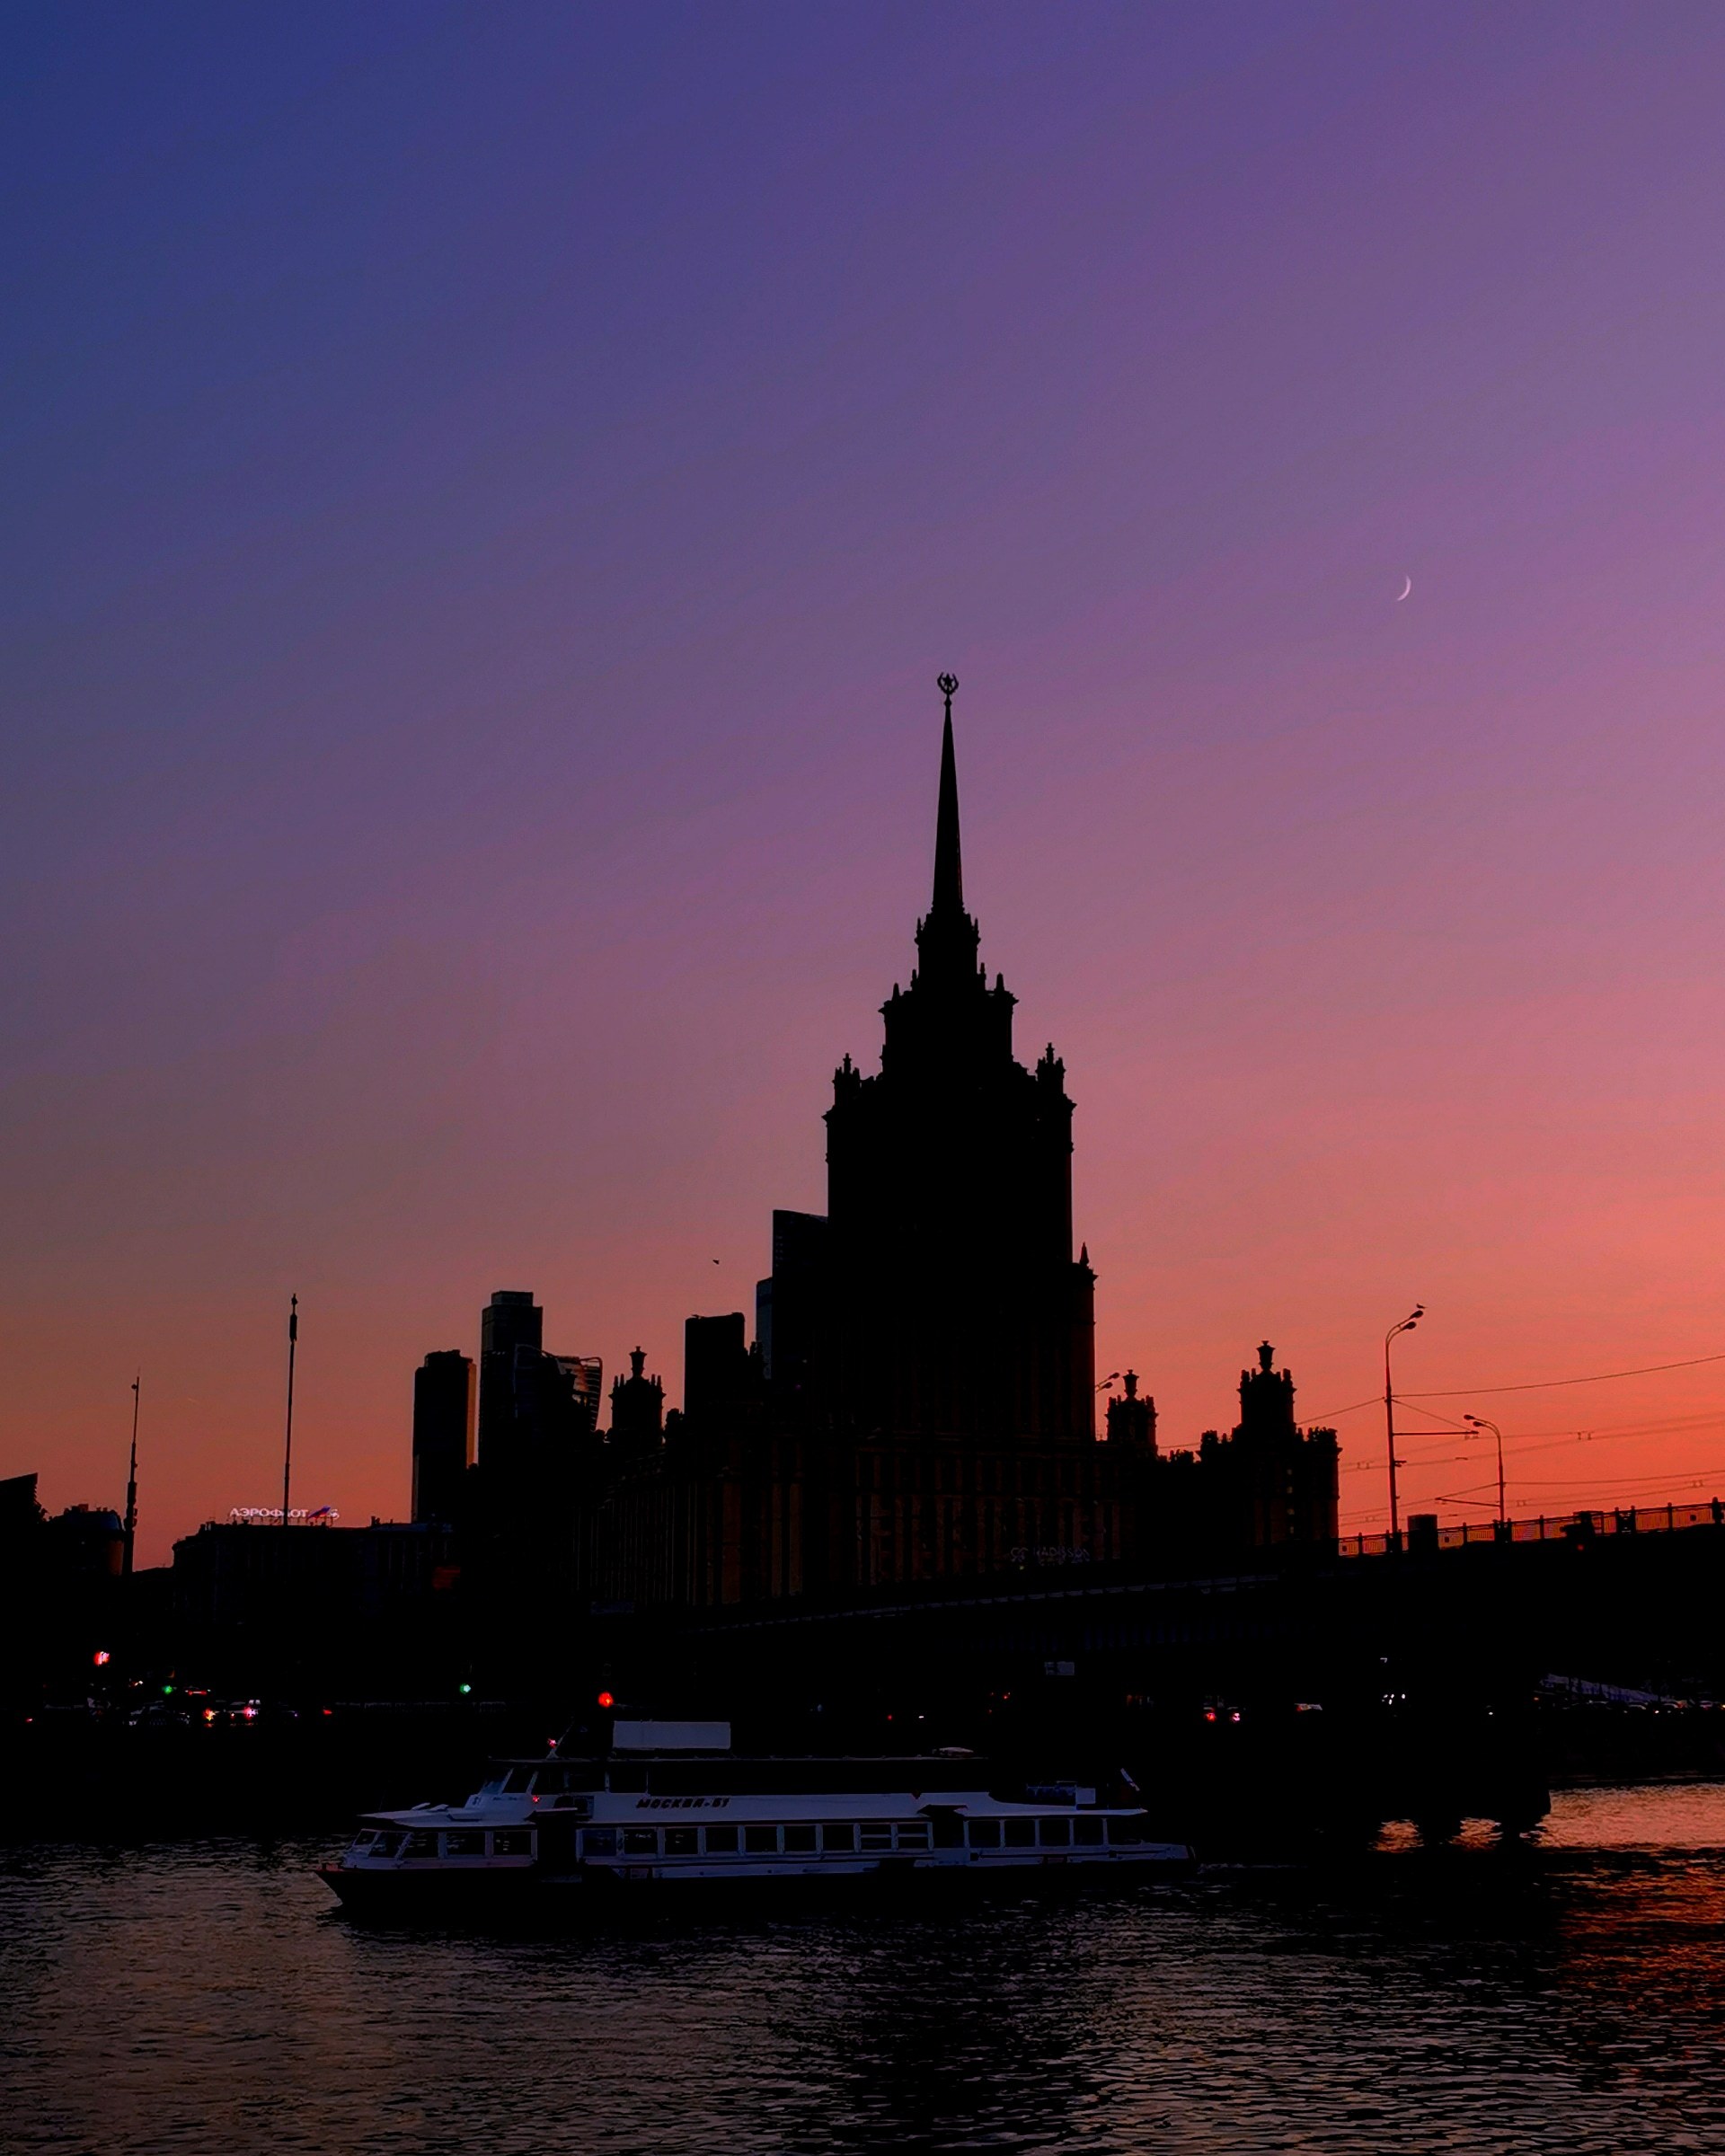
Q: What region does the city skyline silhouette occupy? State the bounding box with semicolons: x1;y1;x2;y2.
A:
8;9;1725;1557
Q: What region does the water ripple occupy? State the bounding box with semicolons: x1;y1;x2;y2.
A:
4;1786;1725;2154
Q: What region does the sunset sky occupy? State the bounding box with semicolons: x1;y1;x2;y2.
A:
7;4;1725;1561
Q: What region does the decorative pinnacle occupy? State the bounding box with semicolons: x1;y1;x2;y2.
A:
937;671;959;718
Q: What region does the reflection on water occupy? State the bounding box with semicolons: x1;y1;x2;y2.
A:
4;1786;1725;2155
1540;1780;1725;1849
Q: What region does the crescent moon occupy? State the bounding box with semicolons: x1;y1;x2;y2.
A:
1395;575;1412;602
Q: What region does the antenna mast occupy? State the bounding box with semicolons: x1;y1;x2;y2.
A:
282;1295;298;1531
123;1374;139;1576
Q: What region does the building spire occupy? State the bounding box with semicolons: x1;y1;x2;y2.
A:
933;672;962;915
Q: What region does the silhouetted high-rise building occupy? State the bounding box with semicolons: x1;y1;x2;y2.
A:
553;1354;604;1434
823;695;1095;1442
684;1312;751;1427
474;1291;600;1512
478;1291;543;1468
503;1346;602;1454
756;1209;829;1397
411;1349;475;1524
564;687;1339;1616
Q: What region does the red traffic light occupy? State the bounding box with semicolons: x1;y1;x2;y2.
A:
596;1691;615;1710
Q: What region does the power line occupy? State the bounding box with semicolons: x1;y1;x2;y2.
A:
1307;1395;1381;1421
1316;1352;1725;1427
1402;1350;1725;1399
1373;1415;1725;1473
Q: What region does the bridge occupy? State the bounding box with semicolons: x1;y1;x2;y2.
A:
588;1511;1725;1843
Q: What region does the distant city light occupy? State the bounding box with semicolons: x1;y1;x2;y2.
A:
93;1649;111;1666
458;1683;473;1695
227;1505;339;1524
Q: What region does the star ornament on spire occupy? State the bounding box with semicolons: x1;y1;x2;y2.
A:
937;671;959;719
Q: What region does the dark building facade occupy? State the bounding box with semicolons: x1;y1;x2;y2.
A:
755;1208;828;1400
609;1348;665;1446
461;1292;605;1685
3;1472;134;1709
475;1288;601;1495
685;1312;754;1427
1106;1371;1156;1452
1170;1344;1340;1552
172;1517;461;1695
476;1290;544;1468
411;1349;475;1524
556;1355;605;1434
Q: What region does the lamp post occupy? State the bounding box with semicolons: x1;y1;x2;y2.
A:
1384;1305;1423;1546
1465;1414;1506;1528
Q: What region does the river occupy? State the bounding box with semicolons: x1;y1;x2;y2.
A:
5;1783;1725;2154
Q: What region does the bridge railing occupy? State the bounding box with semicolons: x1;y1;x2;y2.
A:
1340;1498;1725;1559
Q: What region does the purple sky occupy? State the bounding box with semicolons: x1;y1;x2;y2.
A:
6;4;1725;1560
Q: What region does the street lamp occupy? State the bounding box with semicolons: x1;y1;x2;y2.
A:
1384;1304;1424;1546
1464;1415;1507;1528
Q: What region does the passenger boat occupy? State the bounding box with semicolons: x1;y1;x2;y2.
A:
317;1718;1191;1913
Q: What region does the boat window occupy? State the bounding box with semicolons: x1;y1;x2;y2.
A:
1074;1816;1104;1847
623;1829;658;1856
403;1831;439;1859
704;1825;739;1853
492;1830;532;1856
580;1829;617;1857
664;1828;699;1856
821;1823;855;1852
930;1813;964;1849
859;1824;893;1851
1107;1816;1146;1844
783;1824;818;1853
478;1776;507;1797
502;1768;535;1793
348;1830;377;1852
371;1832;407;1859
1003;1817;1037;1848
896;1824;930;1851
444;1830;485;1857
535;1766;566;1794
967;1820;1001;1849
1039;1817;1071;1848
743;1825;779;1854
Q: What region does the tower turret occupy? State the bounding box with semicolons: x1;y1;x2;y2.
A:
822;674;1095;1442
